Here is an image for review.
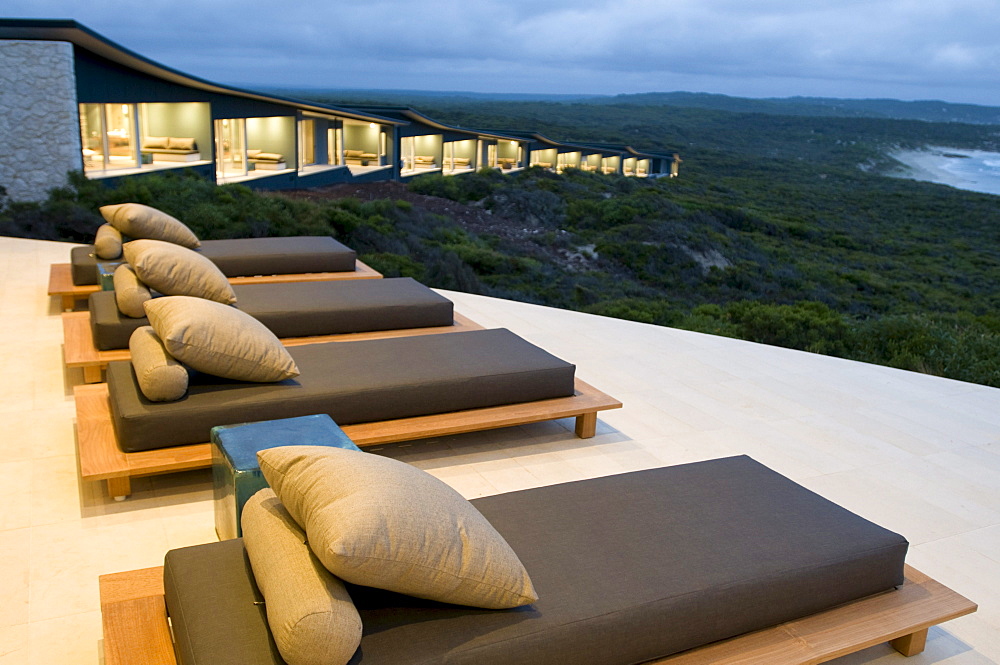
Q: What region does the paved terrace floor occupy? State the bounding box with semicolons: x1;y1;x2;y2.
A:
0;234;997;664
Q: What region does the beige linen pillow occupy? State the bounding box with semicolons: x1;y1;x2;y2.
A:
94;223;123;259
129;326;188;402
167;137;196;151
144;296;298;382
100;203;200;248
258;446;538;609
123;239;236;305
243;489;362;665
112;265;151;318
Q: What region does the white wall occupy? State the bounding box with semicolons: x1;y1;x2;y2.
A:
0;40;81;202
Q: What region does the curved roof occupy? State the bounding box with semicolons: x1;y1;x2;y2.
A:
342;105;527;141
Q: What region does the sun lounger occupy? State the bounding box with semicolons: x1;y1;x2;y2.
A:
64;278;473;382
49;236;382;310
76;329;622;498
100;457;976;665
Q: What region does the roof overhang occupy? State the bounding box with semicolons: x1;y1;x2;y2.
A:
343;105;525;141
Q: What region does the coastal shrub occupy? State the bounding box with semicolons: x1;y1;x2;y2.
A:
361;252;427;281
851;314;1000;387
584;298;681;326
487;187;565;228
675;300;850;355
408;170;502;203
726;300;851;355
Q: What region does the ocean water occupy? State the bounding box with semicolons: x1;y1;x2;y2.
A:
922;149;1000;196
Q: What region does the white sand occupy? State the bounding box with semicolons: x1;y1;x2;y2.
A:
889;146;1000;195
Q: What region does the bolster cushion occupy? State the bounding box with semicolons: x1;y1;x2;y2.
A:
144;296;299;382
142;136;168;150
112;264;151;318
242;489;362;665
168;137;196;151
123;239;237;305
94;223;123;260
100;203;201;248
258;446;538;609
129;326;188;402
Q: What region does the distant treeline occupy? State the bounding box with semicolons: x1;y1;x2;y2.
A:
285;88;1000;125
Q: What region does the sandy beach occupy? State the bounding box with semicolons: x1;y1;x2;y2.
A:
889;146;1000;196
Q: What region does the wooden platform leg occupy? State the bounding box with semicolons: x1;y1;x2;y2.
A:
83;365;104;384
891;628;928;656
62;295;75;311
106;476;131;502
575;412;597;438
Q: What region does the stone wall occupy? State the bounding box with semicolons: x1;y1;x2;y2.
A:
0;40;80;202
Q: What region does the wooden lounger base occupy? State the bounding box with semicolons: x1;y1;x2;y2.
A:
63;311;483;383
48;260;382;310
75;379;622;500
99;565;976;665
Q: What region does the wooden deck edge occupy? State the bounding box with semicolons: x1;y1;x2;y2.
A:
50;259;383;304
64;310;483;377
343;379;622;445
76;378;620;486
48;264;99;309
75;383;129;481
654;565;977;664
99;567;173;665
99;566;975;665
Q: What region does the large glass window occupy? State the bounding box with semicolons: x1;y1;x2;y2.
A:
106;104;138;168
531;149;557;169
328;127;343;165
80;102;209;175
79;104;103;171
557;151;581;172
342;120;386;168
215;118;247;180
401;136;415;171
79;103;138;172
399;134;441;174
496;140;520;170
299;119;316;168
443;139;475;174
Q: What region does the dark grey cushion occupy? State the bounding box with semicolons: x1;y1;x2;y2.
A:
164;539;285;665
163;457;908;665
232;277;452;338
90;291;146;350
71;236;357;285
197;236;356;277
89;278;453;350
108;329;576;453
71;245;99;285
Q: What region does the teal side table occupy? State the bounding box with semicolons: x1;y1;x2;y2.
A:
96;260;125;291
211;414;360;540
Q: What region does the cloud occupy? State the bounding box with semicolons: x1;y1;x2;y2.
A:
4;0;1000;103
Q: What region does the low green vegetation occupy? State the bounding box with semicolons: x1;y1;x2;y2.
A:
3;96;999;387
0;170;484;293
403;165;1000;387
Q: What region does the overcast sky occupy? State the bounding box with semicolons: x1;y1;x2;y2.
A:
6;0;1000;106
